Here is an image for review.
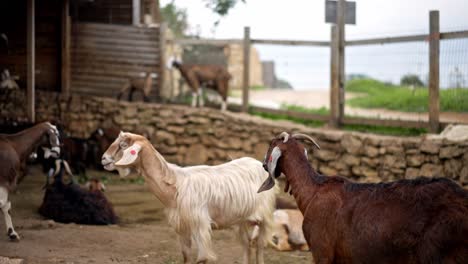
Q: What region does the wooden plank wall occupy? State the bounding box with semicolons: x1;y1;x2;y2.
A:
74;0;133;25
0;0;61;91
71;23;160;99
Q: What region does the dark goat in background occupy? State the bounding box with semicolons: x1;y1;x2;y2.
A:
259;132;468;264
39;159;117;225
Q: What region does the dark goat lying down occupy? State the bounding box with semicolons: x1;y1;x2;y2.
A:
39;159;117;225
258;132;468;264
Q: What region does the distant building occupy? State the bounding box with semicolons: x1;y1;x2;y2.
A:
262;61;277;88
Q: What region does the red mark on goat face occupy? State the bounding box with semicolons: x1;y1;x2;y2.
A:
130;150;136;155
269;155;273;163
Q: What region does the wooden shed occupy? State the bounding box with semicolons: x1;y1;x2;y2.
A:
0;0;163;121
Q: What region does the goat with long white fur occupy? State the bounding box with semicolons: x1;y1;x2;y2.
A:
101;132;276;264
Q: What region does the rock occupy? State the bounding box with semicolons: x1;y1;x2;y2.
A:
159;109;173;117
420;140;441;154
425;155;441;164
407;154;425;167
329;161;348;171
0;257;24;264
188;116;210;124
405;149;420;154
321;132;342;142
443;159;463;179
439;146;464;159
361;157;379;167
405;168;420;179
342;154;360;166
382;155;406;169
228;137;243;150
319;165;337;176
315;149;336;161
420;164;443;177
184;144;208;165
166;125;185;134
363;146;379;158
341;134;362;154
460;166;468;185
253;142;269;160
352;166;378;179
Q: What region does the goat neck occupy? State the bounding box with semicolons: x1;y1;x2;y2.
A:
2;122;51;161
281;153;322;214
137;143;179;208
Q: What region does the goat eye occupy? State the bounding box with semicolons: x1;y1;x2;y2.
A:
119;141;128;149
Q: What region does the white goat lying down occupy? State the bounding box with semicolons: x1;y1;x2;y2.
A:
271;209;309;252
101;132;276;264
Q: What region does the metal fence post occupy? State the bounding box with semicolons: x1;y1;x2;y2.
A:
429;10;440;133
242;26;250;112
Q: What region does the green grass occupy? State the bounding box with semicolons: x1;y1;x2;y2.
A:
346;79;468;112
250;109;426;136
280;103;330;115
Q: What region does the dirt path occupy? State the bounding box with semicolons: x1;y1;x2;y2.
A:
230;89;468;124
0;166;312;264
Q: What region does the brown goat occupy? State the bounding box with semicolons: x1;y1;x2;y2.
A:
0;122;61;241
117;72;153;102
172;60;231;111
258;132;468;264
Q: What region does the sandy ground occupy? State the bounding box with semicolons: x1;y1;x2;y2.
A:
0;166;312;264
229;89;468;123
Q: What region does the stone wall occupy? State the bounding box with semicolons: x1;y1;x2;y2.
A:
2;91;467;186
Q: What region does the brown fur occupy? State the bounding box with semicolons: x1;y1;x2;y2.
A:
172;61;231;105
263;135;468;264
117;73;152;102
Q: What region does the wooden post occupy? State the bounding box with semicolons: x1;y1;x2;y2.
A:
330;25;338;127
338;0;346;121
242;26;250;112
330;0;345;128
132;0;141;25
159;22;167;99
429;10;440;133
151;0;161;23
61;0;71;97
27;0;35;122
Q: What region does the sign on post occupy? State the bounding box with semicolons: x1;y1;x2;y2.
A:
325;0;356;25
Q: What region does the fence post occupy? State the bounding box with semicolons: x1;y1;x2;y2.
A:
242;26;251;112
159;22;167;100
429;10;440;133
27;0;35;123
330;0;345;128
61;0;71;98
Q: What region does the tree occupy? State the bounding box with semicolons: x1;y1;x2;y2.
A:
203;0;245;16
161;1;188;37
400;74;424;87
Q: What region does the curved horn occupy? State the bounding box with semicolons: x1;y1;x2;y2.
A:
277;132;290;143
292;133;321;149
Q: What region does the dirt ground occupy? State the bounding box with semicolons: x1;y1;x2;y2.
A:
0;166;312;264
230;89;468;123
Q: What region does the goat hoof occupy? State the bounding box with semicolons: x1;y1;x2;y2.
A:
7;228;20;242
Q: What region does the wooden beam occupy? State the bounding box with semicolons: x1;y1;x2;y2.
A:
132;0;141;25
346;34;427;46
158;22;167;99
61;0;71;97
27;0;35;122
251;39;330;47
440;30;468;40
242;26;250;112
168;38;242;46
329;0;345;128
429;10;440;133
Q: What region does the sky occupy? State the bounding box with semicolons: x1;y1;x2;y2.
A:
161;0;468;39
161;0;468;89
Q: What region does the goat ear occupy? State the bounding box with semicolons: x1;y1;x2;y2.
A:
258;146;281;193
115;143;142;166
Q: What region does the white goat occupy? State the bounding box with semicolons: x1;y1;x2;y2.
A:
101;132;276;264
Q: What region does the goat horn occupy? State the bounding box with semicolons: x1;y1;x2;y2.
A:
278;132;290;143
292;133;321;149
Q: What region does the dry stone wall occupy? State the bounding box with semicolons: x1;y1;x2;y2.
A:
1;90;467;186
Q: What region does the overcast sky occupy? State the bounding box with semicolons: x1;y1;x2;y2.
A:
161;0;468;40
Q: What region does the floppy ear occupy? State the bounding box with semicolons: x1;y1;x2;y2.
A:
258;146;282;193
115;143;142;166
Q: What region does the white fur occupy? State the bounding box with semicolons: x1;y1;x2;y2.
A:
105;133;277;263
0;186;19;240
